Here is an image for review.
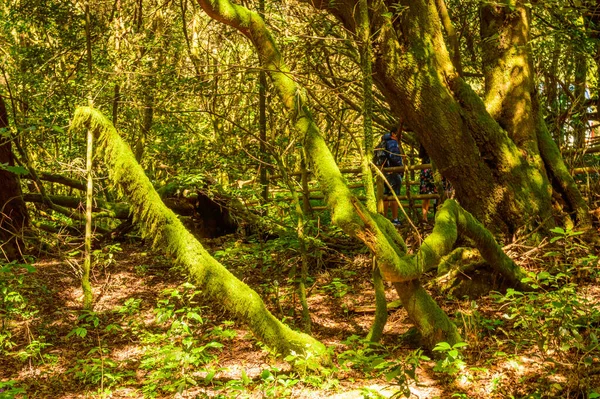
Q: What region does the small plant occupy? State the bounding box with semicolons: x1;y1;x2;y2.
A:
323;277;350;298
66;310;125;394
545;227;591;275
0;261;37;354
139;283;228;397
492;276;600;363
257;366;300;398
16;338;51;364
432;341;467;376
117;298;142;316
70;347;133;388
0;380;27;399
373;348;430;398
134;264;149;276
93;243;122;272
359;388;386;399
338;335;387;372
66;310;100;339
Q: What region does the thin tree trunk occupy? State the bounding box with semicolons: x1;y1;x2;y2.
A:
435;0;462;76
356;0;387;343
112;84;120;127
258;0;269;203
573;48;588;149
83;0;94;310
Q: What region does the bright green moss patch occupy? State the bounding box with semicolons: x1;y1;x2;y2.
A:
71;107;328;363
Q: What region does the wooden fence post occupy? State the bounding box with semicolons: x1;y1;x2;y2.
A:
376;172;384;215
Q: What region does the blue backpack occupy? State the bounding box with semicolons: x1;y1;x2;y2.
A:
373;138;389;167
373;134;403;167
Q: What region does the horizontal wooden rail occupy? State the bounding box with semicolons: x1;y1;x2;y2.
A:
572;166;600;175
562;145;600;155
312;202;429;211
272;163;433;179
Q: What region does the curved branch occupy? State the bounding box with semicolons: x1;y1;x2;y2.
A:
72;107;328;362
195;0;460;346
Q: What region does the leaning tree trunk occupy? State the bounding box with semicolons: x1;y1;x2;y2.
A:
308;0;590;234
0;95;28;261
71;107;328;362
195;0;534;348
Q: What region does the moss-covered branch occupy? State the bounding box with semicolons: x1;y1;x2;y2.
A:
196;0;459;347
414;200;530;290
71;107;327;361
196;0;531;346
23;193;130;219
535;110;591;227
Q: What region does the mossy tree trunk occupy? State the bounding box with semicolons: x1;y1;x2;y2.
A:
480;0;590;227
308;0;590;234
0;95;28;261
194;0;529;347
357;0;387;343
71;107;327;362
195;0;538;348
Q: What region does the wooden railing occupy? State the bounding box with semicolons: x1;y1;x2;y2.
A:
269;148;599;215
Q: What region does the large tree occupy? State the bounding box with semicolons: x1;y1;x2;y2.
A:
196;0;538;348
303;0;591;234
0;95;29;260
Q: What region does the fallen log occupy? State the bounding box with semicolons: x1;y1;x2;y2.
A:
23;193;130;219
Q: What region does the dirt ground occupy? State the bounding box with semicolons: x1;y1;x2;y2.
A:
1;233;599;398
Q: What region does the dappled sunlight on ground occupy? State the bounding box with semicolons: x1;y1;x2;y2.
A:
2;237;599;398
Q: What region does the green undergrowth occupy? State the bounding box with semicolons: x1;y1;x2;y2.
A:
1;224;600;398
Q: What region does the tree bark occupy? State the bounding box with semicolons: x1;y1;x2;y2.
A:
308;0;590;233
195;0;462;347
0;95;28;261
194;0;540;348
23;194;130;219
480;0;590;227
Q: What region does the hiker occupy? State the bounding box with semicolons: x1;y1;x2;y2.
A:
373;129;403;225
418;144;435;223
418;144;453;223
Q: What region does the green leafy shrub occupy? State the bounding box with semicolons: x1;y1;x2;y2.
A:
139;283;233;397
0;380;27;399
493;271;600;366
0;261;37;354
432;342;467;376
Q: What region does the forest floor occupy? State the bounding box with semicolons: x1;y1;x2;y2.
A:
1;226;600;399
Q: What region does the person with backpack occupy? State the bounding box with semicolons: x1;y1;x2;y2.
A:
373;129;403;225
418;144;436;224
418;144;453;224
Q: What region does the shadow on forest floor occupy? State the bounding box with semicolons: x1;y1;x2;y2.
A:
1;235;599;398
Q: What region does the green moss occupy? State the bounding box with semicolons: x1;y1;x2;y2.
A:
366;266;387;343
536;112;591;227
393;280;461;347
71;107;328;363
197;0;469;350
